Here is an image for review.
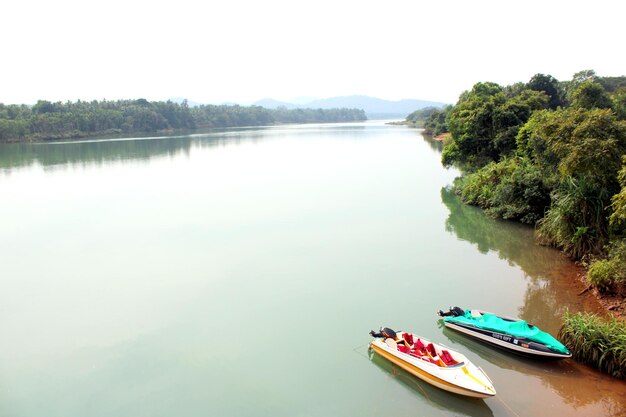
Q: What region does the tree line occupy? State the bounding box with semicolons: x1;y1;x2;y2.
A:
0;99;367;142
405;106;451;136
421;70;626;296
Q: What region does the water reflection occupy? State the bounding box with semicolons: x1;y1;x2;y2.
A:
0;133;266;173
439;186;626;415
0;123;376;173
420;132;444;153
368;348;495;417
440;187;603;331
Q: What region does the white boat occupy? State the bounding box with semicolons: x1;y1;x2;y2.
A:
438;307;572;359
369;328;496;399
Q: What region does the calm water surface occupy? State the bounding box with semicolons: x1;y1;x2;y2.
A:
1;122;624;416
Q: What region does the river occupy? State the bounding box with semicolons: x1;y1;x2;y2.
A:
0;121;623;416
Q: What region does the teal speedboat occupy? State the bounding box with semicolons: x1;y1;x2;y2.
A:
438;307;571;359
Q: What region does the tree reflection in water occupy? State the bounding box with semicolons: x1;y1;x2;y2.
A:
440;187;604;330
0;128;269;172
440;187;626;415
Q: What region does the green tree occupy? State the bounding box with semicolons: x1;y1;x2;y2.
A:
527;73;564;109
572;69;597;83
443;83;547;167
518;108;626;189
520;108;626;258
610;87;626;120
571;81;613;110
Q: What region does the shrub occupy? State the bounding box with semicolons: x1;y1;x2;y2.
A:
587;260;617;292
587;240;626;293
559;312;626;379
453;157;550;225
536;176;611;259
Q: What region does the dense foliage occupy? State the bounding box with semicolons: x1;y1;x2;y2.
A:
453;157;549;224
590;156;626;293
438;70;626;293
442;83;549;167
434;71;626;380
559;312;626;379
0;99;367;142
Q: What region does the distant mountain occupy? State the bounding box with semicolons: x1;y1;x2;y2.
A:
253;95;447;118
168;95;448;118
253;98;298;109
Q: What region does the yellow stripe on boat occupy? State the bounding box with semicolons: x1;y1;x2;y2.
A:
462;366;496;394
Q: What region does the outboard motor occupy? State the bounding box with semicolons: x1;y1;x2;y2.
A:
438;306;465;317
369;327;397;339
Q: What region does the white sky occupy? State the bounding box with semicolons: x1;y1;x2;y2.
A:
2;0;624;105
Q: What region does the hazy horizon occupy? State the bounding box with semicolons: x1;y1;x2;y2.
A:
2;0;624;106
0;94;450;107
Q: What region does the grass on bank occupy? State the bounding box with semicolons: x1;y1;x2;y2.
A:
587;240;626;294
559;312;626;379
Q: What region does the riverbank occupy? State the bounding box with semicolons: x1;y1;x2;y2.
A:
418;103;626;378
421;125;626;320
433;132;451;142
585;280;626;318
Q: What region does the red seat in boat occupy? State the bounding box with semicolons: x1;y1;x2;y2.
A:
403;333;414;345
440;350;459;366
425;343;447;367
415;354;437;364
398;344;410;353
407;339;437;364
413;338;425;352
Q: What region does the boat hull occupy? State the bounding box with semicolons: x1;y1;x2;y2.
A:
369;340;495;398
443;321;572;359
